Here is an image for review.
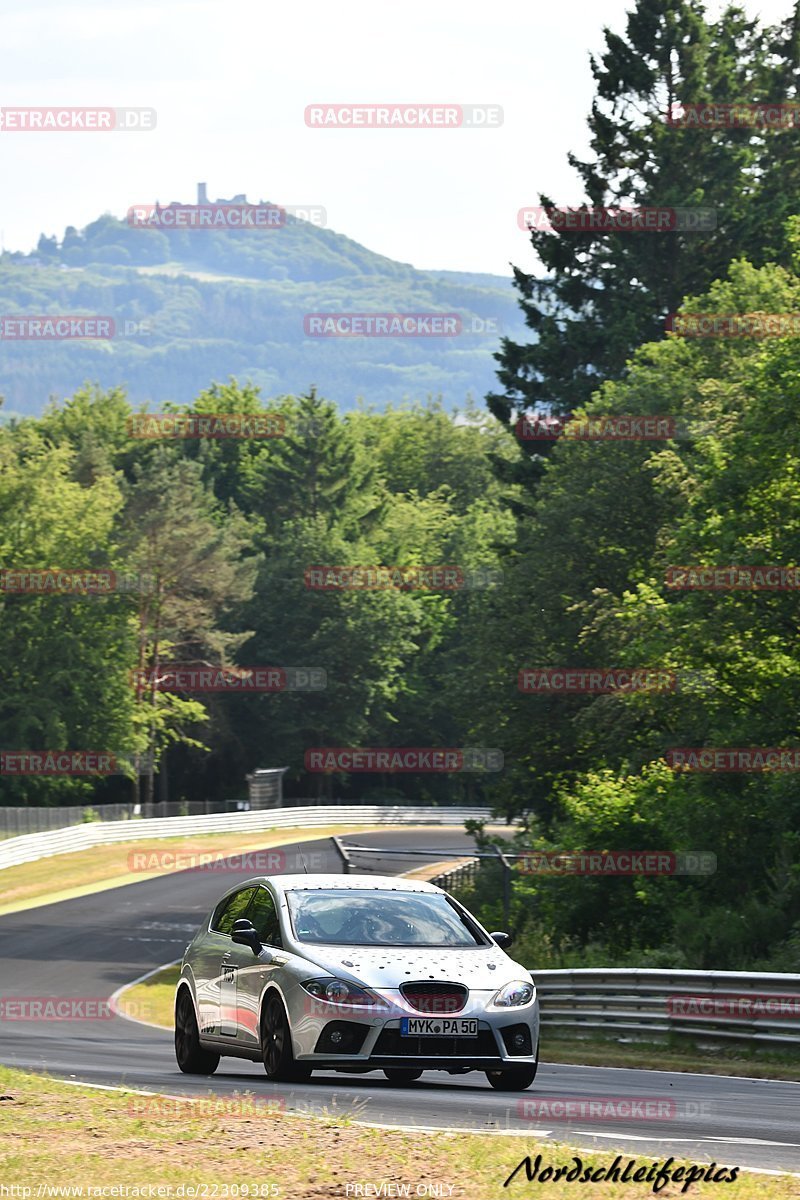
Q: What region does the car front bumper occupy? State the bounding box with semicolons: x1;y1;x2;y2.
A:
290;990;540;1071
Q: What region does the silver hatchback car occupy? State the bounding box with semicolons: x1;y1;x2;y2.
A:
176;873;540;1090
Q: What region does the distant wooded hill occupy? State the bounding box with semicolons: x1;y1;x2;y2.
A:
0;206;528;416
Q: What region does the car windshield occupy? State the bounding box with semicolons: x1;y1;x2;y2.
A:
286;889;486;946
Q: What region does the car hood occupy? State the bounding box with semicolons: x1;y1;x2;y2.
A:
292;942;529;991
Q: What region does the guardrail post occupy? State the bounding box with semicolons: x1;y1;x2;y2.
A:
493;844;512;928
331;835;352;874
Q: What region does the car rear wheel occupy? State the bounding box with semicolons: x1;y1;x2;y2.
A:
485;1064;537;1091
175;990;220;1075
383;1068;423;1084
261;993;311;1082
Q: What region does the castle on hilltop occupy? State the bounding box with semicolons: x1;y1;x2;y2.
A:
143;184;325;229
196;182;252;206
150;184;267;210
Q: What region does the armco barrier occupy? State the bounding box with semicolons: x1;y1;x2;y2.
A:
433;855;800;1049
0;803;135;836
534;968;800;1048
0;806;492;872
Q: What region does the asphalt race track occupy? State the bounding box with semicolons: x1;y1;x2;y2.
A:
0;828;798;1174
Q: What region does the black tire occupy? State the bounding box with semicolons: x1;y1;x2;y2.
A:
261;993;311;1082
485;1064;537;1091
175;989;220;1075
383;1068;423;1084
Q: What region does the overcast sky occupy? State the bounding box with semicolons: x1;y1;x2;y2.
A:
1;0;793;275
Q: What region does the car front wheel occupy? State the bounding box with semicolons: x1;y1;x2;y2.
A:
261;993;311;1082
175;990;220;1075
485;1064;537;1091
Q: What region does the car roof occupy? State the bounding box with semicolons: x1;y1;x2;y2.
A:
236;873;442;894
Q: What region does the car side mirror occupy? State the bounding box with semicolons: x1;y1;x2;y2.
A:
231;918;262;955
490;931;513;949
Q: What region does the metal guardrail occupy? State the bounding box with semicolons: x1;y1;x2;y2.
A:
0;804;135;836
430;859;480;889
0;806;492;871
430;860;800;1049
0;796;451;836
533;968;800;1048
6;813;795;1050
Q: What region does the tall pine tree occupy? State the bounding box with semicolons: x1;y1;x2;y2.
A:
488;0;797;441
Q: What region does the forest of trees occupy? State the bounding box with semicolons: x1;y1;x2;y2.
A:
0;210;524;414
3;0;800;971
0;386;518;810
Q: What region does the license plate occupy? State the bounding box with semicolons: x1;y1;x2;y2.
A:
400;1018;478;1037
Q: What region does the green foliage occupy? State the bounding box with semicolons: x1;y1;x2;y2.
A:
5;0;800;973
0;388;512;811
489;0;800;431
473;242;800;970
0;211;526;415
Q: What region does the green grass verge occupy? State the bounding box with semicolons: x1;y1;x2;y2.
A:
543;1035;800;1081
0;1064;792;1197
0;824;383;916
118;963;181;1026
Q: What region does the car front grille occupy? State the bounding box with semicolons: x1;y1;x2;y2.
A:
372;1027;498;1058
399;981;468;1014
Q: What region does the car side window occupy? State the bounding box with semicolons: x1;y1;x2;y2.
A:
246;886;282;947
211;887;257;935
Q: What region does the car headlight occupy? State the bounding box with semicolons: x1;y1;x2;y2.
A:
300;978;388;1008
492;980;536;1008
